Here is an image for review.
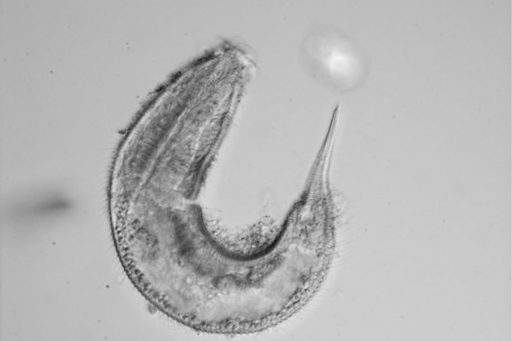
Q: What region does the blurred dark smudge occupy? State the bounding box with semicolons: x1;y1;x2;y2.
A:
30;195;71;213
6;189;73;224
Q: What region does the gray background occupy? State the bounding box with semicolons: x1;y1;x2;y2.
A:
1;1;509;340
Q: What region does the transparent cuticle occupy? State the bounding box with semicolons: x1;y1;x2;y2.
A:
109;33;362;333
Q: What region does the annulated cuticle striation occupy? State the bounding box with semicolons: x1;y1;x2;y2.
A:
108;40;342;334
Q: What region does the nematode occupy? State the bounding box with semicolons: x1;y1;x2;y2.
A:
108;41;341;334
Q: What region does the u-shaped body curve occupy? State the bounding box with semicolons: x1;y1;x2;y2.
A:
108;41;340;334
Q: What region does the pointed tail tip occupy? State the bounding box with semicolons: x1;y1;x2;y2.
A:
303;104;341;193
321;103;342;170
331;103;340;126
325;104;340;146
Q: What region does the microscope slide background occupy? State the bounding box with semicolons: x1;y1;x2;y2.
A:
1;1;509;340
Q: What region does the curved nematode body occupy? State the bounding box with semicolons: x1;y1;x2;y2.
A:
108;41;341;334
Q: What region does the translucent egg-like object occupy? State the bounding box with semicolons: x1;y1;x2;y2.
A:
300;27;369;92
